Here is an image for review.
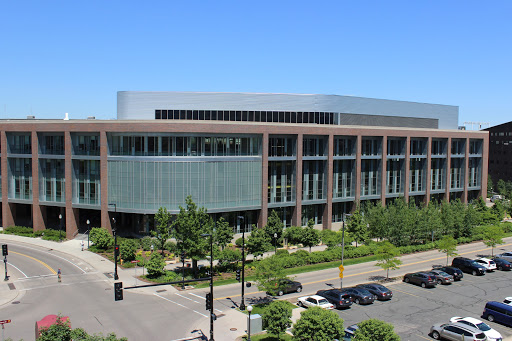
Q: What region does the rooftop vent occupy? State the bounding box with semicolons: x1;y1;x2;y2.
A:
87;116;96;120
27;115;35;119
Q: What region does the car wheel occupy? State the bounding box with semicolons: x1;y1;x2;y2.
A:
404;277;410;283
432;331;440;340
499;266;503;271
355;298;360;305
472;270;477;276
278;290;284;296
421;282;426;288
488;314;495;322
437;279;442;285
298;301;303;307
297;286;302;293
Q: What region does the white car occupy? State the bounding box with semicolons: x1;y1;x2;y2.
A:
495;252;512;263
474;258;497;272
450;317;503;341
297;295;334;310
503;297;512;306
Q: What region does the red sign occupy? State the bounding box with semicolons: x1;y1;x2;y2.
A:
0;320;11;324
131;260;140;263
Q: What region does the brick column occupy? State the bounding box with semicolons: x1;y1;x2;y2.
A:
1;131;15;227
481;135;489;199
100;130;112;232
258;133;269;228
404;136;411;203
292;133;303;226
380;136;387;204
354;135;362;211
323;134;333;230
425;137;432;204
463;138;470;203
65;131;78;239
445;138;452;202
31;131;45;231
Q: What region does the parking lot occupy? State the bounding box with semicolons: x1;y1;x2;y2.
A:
334;268;512;340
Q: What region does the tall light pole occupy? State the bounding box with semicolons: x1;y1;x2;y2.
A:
238;215;246;311
201;232;215;341
247;305;253;341
340;213;351;289
109;203;119;280
273;233;278;254
58;214;63;242
86;219;90;248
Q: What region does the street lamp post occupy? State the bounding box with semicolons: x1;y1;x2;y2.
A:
340;213;351;289
58;214;63;242
274;233;278;254
247;305;253;341
238;216;246;311
112;217;118;280
86;219;90;248
201;232;215;341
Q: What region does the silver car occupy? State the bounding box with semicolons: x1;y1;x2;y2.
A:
430;322;487;340
495;252;512;263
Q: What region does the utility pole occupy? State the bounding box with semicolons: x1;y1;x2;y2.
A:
201;231;215;341
238;216;246;311
109;203;119;280
2;244;8;281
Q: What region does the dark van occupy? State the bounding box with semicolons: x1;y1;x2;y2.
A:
482;301;512;326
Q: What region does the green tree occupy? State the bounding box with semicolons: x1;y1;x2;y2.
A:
89;227;113;249
300;219;320;252
497;179;507;197
375;241;402;279
213;217;233;250
437;235;458;265
386;198;415;246
353;319;400;341
146;251;166;278
491;200;506;222
292;306;344;341
254;256;289;296
488;175;493;195
152;207;172;254
119;239;138;262
246;226;271;258
451;199;466;239
346;208;367;247
171;196;212;275
262;300;293;340
464;204;479;236
283;226;303;245
483;225;505;256
217;248;242;271
440;200;455;236
365;201;387;240
320;229;343;248
265;210;285;244
38;315;127;341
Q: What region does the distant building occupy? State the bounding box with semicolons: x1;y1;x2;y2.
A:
484;121;512;185
0;92;488;237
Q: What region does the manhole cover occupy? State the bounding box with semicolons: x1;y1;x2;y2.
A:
230;328;237;331
12;301;20;304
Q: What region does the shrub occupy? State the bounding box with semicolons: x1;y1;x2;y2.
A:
89;227;113;249
120;239;138;262
146;252;166;278
163;241;178;253
275;249;290;257
235;237;243;248
4;226;34;237
140;236;153;251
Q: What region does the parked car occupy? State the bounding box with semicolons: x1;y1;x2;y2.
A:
474;258;497;272
297;295;334;310
491;194;503;202
495;252;512;263
316;289;353;309
403;272;437;288
452;257;487;276
270;279;302;296
430;322;487;340
503;297;512;306
450;316;503;341
340;287;377;305
492;258;512;271
427;270;454;285
343;324;359;340
433;266;464;281
482;301;512;327
356;283;393;300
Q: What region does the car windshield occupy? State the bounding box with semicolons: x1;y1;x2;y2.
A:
357;289;371;295
318;299;329;305
438;271;450;277
476;322;491;331
471;261;482;266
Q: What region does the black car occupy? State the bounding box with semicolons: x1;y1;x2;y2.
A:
356;284;393;301
270;279;302;296
341;287;376;305
451;257;486;276
492;257;512;271
433;266;464;281
316;289;353;309
403;272;437;288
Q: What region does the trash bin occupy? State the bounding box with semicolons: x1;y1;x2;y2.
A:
250;313;263;334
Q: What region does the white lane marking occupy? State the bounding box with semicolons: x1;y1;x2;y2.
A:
11;244;87;273
19;279;109;291
7;262;28;277
187;292;222;312
17;271;99;281
154;293;208;318
176;293;200;304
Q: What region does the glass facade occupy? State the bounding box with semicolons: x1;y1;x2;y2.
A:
451;139;466;155
386;159;404;195
468;158;481;188
431;158;446;191
302;204;324;226
410;138;427;156
40;134;64;155
303;137;326;156
269;137;295;157
387;138;405;156
432;139;447;156
362;137;381;156
361;159;380;197
9;158;32;199
333;160;354;198
302;160;325;201
450;158;465;190
268;161;295;204
409;158;426;193
334;137;356;156
270;207;294;228
72;133;100;156
73;160;100;205
8;133;31;154
40;159;65;202
332;202;351;223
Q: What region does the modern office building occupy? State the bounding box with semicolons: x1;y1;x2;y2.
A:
484;121;512;185
0;92;488;238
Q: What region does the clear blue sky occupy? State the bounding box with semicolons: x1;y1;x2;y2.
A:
1;1;510;128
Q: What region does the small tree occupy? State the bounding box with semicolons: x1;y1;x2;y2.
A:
265;209;285;243
262;300;293;340
300;219;321;252
437;235;458;265
483;225;505;256
283;226;303;245
119;239;138;262
89;227;113;249
246;226;271;259
254;256;289;296
375;241;402;279
146;251;166;278
346;209;368;247
292;306;344;341
320;230;343;248
152;207;172;254
214;217;234;250
353;318;400;341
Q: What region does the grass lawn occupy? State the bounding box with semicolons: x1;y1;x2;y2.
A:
242;332;293;341
240;300;297;316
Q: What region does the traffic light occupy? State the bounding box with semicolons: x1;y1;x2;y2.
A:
114;282;123;301
205;293;212;310
180;251;185;262
2;244;7;256
236;269;241;282
114;245;119;259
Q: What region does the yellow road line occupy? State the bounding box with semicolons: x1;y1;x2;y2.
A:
11;251;56;274
415;333;432;340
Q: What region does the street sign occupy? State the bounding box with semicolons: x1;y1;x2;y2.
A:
131;260;140;263
0;319;11;324
339;272;344;278
338;264;344;272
